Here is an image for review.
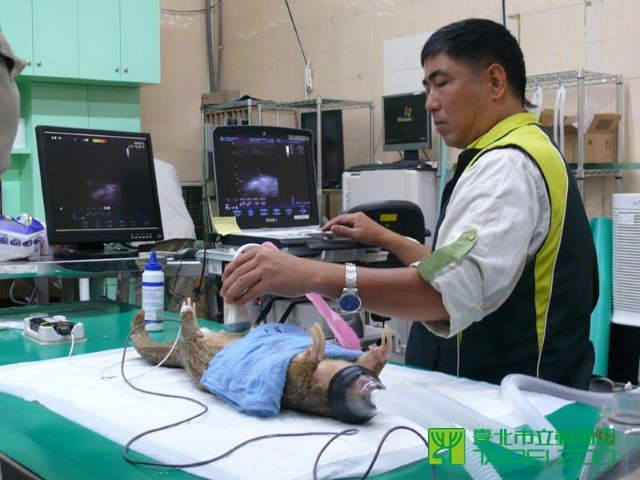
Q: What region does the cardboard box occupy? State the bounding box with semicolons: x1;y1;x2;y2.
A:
538;109;620;164
201;90;241;106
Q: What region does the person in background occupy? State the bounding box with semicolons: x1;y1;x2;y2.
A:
220;18;598;389
0;29;26;175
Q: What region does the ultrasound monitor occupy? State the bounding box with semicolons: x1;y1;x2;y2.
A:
383;91;431;161
35;126;164;259
212;126;319;230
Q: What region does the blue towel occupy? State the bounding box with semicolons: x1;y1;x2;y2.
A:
200;323;362;417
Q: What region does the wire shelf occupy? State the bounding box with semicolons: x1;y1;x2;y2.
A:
526;70;622;89
259;98;374;111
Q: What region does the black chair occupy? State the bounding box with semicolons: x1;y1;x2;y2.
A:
346;200;430;267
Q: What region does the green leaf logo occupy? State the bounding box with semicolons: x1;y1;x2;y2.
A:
428;428;466;465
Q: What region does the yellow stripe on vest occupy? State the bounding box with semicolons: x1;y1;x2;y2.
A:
466;113;569;370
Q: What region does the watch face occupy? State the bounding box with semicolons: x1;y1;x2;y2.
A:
339;293;361;313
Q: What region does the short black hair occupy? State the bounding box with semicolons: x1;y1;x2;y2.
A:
421;18;527;106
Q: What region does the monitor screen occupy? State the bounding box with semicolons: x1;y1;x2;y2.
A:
212;126;319;230
35;126;164;248
383;92;431;151
300;110;344;189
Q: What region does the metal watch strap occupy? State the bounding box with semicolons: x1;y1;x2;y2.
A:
343;262;358;294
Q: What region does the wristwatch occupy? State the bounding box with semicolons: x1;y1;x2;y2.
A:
337;262;362;313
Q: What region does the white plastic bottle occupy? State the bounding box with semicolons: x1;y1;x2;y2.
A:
142;250;164;331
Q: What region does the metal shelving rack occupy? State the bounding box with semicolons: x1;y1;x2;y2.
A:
526;69;640;198
258;97;375;218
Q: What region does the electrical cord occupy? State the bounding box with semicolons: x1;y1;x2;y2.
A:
283;0;307;65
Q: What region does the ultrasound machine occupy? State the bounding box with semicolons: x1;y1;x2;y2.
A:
35;125;164;260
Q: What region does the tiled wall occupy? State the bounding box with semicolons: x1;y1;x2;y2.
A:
142;0;640;218
140;0;210;182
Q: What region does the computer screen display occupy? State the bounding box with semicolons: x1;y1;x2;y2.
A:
35;126;164;248
300;110;344;189
383;92;431;151
212;126;319;230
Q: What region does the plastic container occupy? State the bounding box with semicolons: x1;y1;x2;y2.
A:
142;250;164;331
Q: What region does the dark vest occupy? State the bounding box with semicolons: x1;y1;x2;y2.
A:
405;112;597;389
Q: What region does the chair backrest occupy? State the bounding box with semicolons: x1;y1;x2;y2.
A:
346;200;429;244
346;200;429;267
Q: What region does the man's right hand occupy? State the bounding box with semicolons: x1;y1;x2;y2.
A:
322;212;393;247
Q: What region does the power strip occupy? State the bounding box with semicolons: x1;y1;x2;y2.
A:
23;314;86;344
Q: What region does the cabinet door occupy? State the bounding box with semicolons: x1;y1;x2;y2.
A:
120;0;160;83
0;0;34;74
78;0;120;81
32;0;78;78
88;86;140;131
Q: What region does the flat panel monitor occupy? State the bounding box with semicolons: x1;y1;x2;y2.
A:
300;110;344;189
35;126;164;258
383;91;431;160
212;125;319;230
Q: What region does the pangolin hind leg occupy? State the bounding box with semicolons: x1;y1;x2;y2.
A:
356;324;392;376
178;298;244;387
130;310;184;367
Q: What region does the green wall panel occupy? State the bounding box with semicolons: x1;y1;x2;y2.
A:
88;86;140;131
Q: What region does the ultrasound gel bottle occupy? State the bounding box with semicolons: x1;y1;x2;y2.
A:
142;250;164;331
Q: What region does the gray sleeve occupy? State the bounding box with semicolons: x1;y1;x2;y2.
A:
0;48;20;174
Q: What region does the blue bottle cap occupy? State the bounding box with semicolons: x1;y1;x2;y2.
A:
145;250;162;271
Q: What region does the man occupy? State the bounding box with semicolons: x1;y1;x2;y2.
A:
221;18;597;389
0;29;26;175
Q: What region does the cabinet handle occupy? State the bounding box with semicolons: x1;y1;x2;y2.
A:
36;61;42;67
123;67;128;73
115;67;119;72
26;61;31;66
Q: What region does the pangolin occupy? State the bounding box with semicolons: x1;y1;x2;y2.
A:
130;299;392;424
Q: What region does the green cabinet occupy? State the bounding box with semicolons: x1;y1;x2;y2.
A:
32;0;79;78
120;0;160;83
0;0;33;74
0;0;159;84
3;83;141;219
78;0;121;81
79;0;160;83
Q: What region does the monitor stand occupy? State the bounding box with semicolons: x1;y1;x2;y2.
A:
403;150;419;162
53;242;139;260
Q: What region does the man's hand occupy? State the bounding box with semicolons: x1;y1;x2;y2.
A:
322;212;393;247
221;245;314;304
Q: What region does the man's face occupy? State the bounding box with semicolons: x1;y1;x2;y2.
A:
423;53;490;148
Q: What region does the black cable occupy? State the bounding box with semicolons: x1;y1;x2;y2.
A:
283;0;307;65
254;296;277;325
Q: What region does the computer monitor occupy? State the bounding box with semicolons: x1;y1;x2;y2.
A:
35;125;164;258
212;125;319;229
300;110;344;189
382;91;431;161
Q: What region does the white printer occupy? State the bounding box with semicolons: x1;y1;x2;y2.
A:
342;161;438;235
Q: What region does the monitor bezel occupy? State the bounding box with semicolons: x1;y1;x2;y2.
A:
35;125;164;245
211;125;320;229
382;91;432;151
